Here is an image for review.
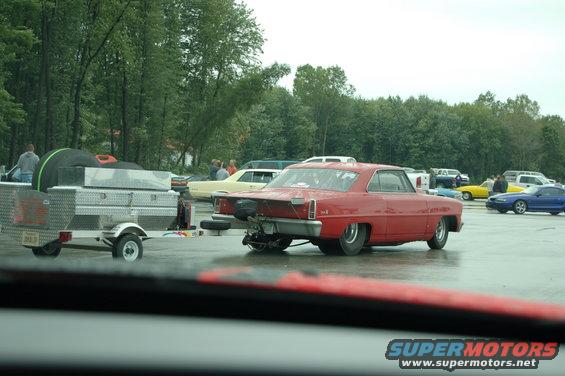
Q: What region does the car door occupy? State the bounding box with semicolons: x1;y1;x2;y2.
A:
369;170;428;241
231;171;255;192
532;187;562;212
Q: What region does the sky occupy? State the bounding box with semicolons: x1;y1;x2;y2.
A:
243;0;565;117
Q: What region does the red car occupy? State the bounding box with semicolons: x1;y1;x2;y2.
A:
210;163;463;255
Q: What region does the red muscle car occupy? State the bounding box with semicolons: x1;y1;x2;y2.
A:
209;163;463;256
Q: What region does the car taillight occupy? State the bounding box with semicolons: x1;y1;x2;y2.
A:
308;199;316;220
214;198;222;213
59;231;72;243
416;176;422;188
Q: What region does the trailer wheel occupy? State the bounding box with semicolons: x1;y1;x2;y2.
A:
112;234;143;262
31;242;61;258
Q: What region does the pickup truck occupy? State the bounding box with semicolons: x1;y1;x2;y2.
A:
433;168;469;188
402;167;430;191
513;174;552;188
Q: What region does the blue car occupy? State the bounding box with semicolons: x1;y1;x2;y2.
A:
428;188;462;200
485;184;565;215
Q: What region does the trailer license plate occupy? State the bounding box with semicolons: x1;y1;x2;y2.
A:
22;231;40;247
262;222;274;234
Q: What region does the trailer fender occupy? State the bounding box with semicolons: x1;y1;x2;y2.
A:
108;223;148;239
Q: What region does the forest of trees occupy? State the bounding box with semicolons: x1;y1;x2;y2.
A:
1;0;565;182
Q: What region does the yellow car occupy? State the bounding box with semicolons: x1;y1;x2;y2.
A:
455;181;524;200
186;169;280;200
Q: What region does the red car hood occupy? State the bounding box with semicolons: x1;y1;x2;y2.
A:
198;267;565;322
225;188;345;202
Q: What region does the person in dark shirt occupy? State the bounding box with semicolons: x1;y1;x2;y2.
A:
209;159;219;181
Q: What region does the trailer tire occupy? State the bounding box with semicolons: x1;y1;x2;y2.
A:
112;234;143;262
31;242;61;258
102;161;144;170
200;220;231;231
32;148;100;192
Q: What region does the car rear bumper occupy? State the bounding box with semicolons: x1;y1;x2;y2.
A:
211;214;322;237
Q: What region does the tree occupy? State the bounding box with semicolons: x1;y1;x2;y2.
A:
293;64;354;155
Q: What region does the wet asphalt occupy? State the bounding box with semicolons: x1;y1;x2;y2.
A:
1;200;564;304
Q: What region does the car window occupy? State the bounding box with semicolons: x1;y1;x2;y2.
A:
540;188;561;196
448;170;459;175
347;158;356;162
480;181;488;188
237;171;253;182
368;170;415;193
325;158;341;162
307;158;323;163
267;168;358;192
252;171;276;183
257;162;279;169
535;178;544;185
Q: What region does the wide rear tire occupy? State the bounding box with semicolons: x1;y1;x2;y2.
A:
32;148;100;192
318;224;367;256
427;217;449;250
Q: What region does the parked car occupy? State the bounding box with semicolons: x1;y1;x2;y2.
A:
503;170;555;183
455;180;524;200
402;167;430;191
433;168;469;187
513;174;552;188
302;156;356;163
187;169;279;200
486;184;565;215
240;160;300;170
171;174;190;192
428;187;463;200
0;165;21;182
210;163;463;255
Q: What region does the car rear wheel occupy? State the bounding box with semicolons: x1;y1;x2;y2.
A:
513;200;527;215
319;224;367;256
427;217;449;250
461;192;473;201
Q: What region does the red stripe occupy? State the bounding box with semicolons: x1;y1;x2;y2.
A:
197;268;565;321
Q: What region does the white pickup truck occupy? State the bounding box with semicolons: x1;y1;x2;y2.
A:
402;168;430;191
513;174;552;188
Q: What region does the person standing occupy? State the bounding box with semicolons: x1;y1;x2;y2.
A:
492;175;502;195
216;162;229;180
500;175;509;193
17;144;39;183
209;159;219;181
227;159;237;176
429;168;437;189
486;176;495;197
455;173;462;188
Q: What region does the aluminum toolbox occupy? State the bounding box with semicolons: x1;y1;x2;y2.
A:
58;167;171;191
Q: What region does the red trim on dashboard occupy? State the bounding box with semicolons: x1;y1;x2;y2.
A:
197;268;565;321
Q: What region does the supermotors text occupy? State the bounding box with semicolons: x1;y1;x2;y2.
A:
385;339;559;371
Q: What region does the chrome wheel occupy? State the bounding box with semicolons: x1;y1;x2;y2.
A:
435;218;446;241
513;200;527;214
462;192;472;201
343;223;359;244
122;240;139;261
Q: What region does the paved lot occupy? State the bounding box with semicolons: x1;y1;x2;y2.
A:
1;200;564;304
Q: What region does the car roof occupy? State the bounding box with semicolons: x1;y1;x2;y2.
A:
287;162;401;173
238;168;281;173
243;160;300;163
